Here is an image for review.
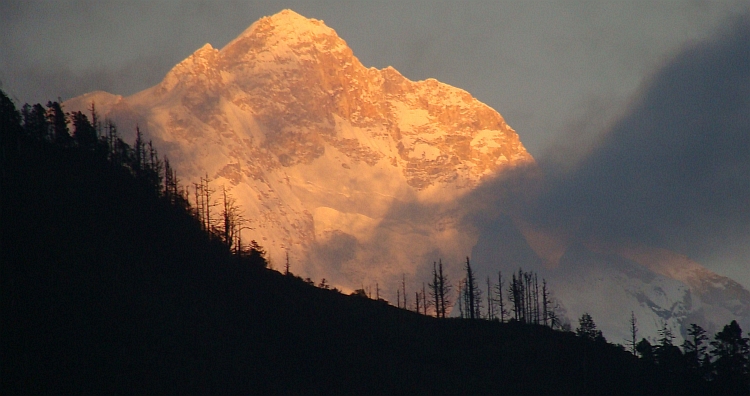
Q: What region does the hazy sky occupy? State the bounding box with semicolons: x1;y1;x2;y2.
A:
2;1;749;286
1;0;747;157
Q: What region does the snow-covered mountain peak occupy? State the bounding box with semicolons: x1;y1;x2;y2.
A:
141;9;534;187
63;10;750;343
232;9;335;46
68;10;533;289
220;9;350;70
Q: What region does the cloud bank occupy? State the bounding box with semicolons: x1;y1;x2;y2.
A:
467;16;750;286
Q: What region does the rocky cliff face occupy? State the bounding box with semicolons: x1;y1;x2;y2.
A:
64;9;750;343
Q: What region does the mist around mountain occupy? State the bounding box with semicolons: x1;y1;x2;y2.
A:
463;15;750;344
3;89;749;394
60;10;750;346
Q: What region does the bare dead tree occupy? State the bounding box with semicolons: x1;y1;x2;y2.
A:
487;276;495;320
440;260;453;318
524;271;532;324
462;257;482;319
193;181;203;226
533;273;540;324
496;271;507;323
508;271;522;322
457;279;464;318
220;186;245;250
201;174;217;232
402;274;407;311
284;250;290;275
429;262;440;317
542;278;551;327
88;101;100;138
428;259;453;318
627;311;638;355
145;140;163;194
549;301;562;330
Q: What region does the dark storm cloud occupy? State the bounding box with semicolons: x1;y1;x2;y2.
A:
464;16;750;286
533;16;750;250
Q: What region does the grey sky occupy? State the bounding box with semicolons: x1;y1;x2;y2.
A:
529;16;750;288
2;1;749;287
1;0;747;157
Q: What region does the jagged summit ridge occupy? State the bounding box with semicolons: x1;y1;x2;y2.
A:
228;9;343;54
149;9;532;184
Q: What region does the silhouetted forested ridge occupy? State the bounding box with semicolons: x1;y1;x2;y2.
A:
1;90;745;394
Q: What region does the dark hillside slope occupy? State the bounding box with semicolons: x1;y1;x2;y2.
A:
1;129;705;394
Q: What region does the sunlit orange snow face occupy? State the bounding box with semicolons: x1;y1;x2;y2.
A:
61;9;534;295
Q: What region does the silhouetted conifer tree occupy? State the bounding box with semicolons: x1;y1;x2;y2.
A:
88;102;100;137
637;338;655;362
46;101;70;146
22;103;48;141
132;127;145;175
655;323;683;371
247;240;266;266
145;141;163;194
683;323;708;376
71;111;97;150
104;120;119;164
1;89;22;161
164;157;177;202
47;102;72;146
576;313;604;342
710;320;749;391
